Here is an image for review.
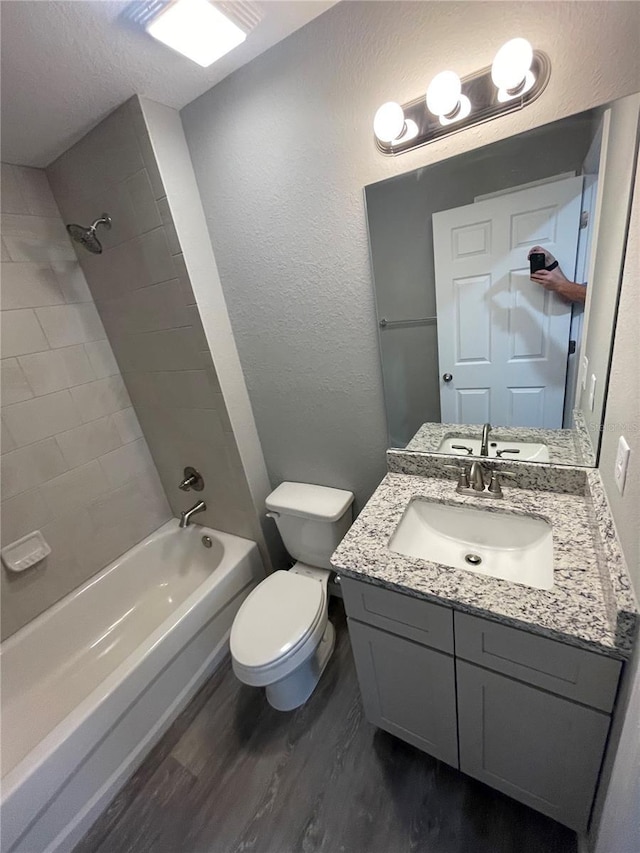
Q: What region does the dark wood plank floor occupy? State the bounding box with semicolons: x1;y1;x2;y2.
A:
74;600;577;853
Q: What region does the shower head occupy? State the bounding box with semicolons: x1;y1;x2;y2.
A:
66;213;112;254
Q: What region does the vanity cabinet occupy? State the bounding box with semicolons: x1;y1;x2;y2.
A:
344;578;458;767
456;660;610;830
342;577;622;832
348;621;458;767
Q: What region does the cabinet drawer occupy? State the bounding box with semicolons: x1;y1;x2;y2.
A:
348;618;458;768
341;577;453;653
457;660;610;832
455;612;621;712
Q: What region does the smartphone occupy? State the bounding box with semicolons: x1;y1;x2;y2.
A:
530;252;546;274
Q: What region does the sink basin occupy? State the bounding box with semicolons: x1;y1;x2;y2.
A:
389;500;553;590
436;436;550;463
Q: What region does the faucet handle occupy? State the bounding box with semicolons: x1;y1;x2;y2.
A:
179;466;204;492
444;464;470;490
487;469;516;496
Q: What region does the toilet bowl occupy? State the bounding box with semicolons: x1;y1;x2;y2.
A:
230;482;354;711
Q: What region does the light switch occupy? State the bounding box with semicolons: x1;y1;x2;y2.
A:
614;436;631;495
588;374;597;411
581;356;589;391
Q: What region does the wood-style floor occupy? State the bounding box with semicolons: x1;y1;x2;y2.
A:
74;600;577;853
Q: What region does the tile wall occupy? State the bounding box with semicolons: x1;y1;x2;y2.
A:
0;163;171;639
47;99;265;555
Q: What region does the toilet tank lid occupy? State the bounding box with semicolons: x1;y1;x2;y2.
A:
266;482;354;522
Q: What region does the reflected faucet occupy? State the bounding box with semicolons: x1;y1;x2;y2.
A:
480;423;492;456
179;500;206;528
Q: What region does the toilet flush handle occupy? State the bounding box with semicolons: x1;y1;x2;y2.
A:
266;511;280;520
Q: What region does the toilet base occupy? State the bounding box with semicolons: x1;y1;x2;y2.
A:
265;621;335;711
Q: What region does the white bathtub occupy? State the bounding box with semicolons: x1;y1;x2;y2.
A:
0;520;264;853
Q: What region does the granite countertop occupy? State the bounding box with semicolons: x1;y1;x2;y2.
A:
331;472;638;660
405;420;588;466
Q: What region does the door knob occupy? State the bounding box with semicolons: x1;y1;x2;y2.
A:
442;373;453;383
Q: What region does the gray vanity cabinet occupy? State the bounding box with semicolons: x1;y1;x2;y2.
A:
342;577;623;832
456;660;610;831
348;620;458;767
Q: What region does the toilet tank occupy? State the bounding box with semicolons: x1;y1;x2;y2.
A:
266;482;354;570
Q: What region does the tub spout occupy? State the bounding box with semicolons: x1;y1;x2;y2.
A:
179;500;206;528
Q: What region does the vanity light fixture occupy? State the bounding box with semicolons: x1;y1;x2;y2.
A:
492;38;535;102
372;102;419;145
125;0;262;67
373;38;550;154
425;70;472;125
373;101;406;143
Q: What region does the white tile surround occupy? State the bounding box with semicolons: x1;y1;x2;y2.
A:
1;163;171;639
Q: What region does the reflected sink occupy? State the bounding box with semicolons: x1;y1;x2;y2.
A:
389;500;553;590
436;436;550;463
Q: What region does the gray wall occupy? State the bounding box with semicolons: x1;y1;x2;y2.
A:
366;116;597;446
47;99;266;553
1;163;170;639
593;169;640;853
181;0;640;508
577;94;640;452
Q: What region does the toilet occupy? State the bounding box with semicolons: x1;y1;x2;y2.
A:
230;482;354;711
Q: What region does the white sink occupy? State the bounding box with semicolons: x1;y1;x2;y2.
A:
389;500;553;590
436;436;550;463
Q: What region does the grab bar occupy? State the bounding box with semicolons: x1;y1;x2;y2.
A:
379;316;437;328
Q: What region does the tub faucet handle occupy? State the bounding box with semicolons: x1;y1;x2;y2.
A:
179;466;204;492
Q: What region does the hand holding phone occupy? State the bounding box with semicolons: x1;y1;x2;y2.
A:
529;252;546;274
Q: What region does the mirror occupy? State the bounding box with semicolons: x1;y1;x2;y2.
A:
365;93;639;466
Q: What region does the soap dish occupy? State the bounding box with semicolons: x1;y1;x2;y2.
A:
1;531;51;573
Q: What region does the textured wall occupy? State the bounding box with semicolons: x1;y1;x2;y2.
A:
48;99;265;550
1;163;170;639
181;0;640;508
593;168;640;853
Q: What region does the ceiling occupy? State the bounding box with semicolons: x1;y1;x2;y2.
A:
0;0;337;167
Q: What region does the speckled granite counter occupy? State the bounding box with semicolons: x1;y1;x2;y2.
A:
331;471;638;660
405;420;588;466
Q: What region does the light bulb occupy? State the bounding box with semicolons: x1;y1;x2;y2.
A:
439;95;472;126
491;38;533;92
426;71;462;117
373;102;406;143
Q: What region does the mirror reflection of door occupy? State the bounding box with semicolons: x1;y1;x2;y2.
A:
433;176;583;428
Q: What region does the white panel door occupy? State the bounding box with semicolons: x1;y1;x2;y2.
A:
433;177;583;428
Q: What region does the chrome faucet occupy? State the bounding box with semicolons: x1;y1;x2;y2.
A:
468;461;486;491
446;461;515;499
179;500;206;528
480;423;492;456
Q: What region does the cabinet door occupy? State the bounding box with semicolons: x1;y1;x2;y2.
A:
348;618;458;768
457;660;611;831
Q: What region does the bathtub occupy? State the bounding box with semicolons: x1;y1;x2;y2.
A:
0;520;264;853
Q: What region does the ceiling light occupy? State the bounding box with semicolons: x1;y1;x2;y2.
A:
146;0;248;67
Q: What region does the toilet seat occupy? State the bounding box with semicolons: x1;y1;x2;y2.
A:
230;570;325;673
